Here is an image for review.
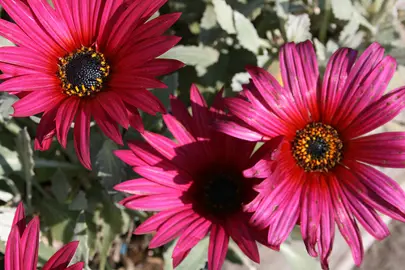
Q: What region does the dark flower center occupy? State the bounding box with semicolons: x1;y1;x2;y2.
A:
57;46;110;97
191;169;245;218
292;122;343;172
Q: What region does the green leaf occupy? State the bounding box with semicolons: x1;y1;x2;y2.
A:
212;0;236;34
234;11;262;54
286;14;312;43
0;145;21;176
73;212;91;269
164;237;209;270
161;45;220;69
51;169;70;202
226;247;243;265
34;158;82;169
0;93;17;121
331;0;354;20
96;140;125;190
201;5;217;30
15;128;34;209
69;191;88;211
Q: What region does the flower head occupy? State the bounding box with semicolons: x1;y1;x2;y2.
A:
0;0;183;169
217;41;405;269
114;85;275;270
5;202;83;270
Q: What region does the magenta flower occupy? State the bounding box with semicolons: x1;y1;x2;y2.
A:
0;0;183;169
114;85;276;270
5;203;83;270
217;41;405;269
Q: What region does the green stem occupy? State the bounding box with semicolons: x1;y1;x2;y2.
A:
319;0;331;44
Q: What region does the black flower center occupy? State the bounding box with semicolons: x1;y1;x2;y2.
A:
292;122;343;172
191;169;245;218
57;46;110;97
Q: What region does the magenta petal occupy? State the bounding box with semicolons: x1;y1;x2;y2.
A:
122;194;185;211
208;224;229;270
347;132;405;168
12;91;65;117
42;241;79;270
114;150;147;167
163;114;196;145
97;91;129;129
134;206;194;235
65;262;85;270
134;166;192;190
20;217;40;270
329;175;364;266
226;216;260;263
12;202;26;236
321;48;357;125
127;107;144;133
55;97;80;148
5;225;21;270
73;102;92;170
190;84;210;139
149;213;199;248
173;218;211;253
114;178;172;195
215;120;268;142
91;100;123;145
170;94;194;132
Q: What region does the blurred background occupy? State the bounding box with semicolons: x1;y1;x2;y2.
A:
1;0;405;269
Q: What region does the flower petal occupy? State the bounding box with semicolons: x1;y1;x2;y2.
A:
13;91;65;117
73;102;92;170
208;224;229;270
56;97;80;148
42;241;79;270
5;225;21;270
20;217;40;270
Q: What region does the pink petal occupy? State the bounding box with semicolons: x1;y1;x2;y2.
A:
12;91;65;117
91;99;123;145
121;88;166;115
173;218;211;253
345;161;405;214
245;65;304;127
149;213;199;248
300;178;321;257
55;97;80;148
226;216;260;263
329;175;364;266
133;166;192;190
0;19;36;50
114;178;173;195
347;132;405;168
190;84;210;139
134;206;194;235
12;202;26;236
320;48;357;125
208;224;229;270
73;102;92;170
0;46;54;72
5;226;21;270
65;262;85;270
170;94;194;133
344;86;405;138
279;42;313;123
35;106;58;150
338;56;397;128
122;194;185;211
224;97;289;137
215;120;269;141
97;91;129;129
114;150;147;167
127;140;172;168
127;107;144;133
163;114;196;145
20;217;40;270
0;74;59;92
343;188;390;240
42;241;79;270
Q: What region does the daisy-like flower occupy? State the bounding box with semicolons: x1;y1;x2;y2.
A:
0;0;183;169
217;41;405;269
5;202;83;270
114;85;277;270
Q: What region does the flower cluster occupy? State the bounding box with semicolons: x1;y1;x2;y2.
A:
1;0;405;270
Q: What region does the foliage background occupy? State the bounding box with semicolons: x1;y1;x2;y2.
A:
0;0;405;269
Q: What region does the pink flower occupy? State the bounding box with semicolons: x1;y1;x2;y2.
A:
5;203;83;270
217;41;405;269
114;85;277;270
0;0;183;169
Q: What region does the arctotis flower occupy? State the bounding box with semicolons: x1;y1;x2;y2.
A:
5;203;83;270
114;85;276;270
217;41;405;269
0;0;183;169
